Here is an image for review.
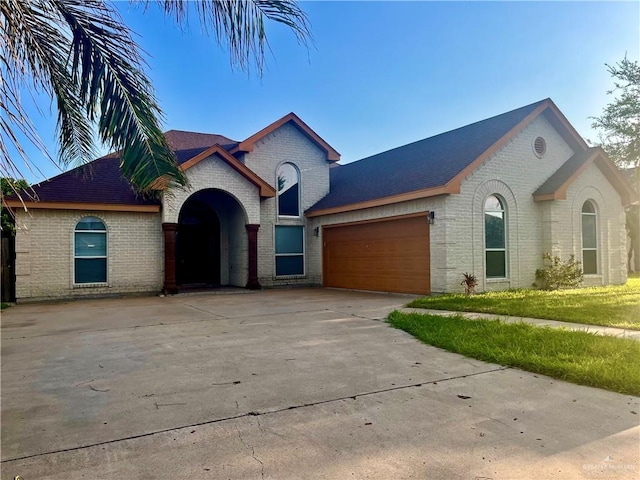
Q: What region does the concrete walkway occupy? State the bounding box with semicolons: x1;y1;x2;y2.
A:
399;308;640;341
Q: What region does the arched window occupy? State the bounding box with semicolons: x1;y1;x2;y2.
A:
581;201;598;274
485;195;506;278
74;216;107;284
276;163;300;217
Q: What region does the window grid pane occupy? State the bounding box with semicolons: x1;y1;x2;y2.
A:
583;250;597;275
485;212;505;249
486;250;506;278
75;258;107;283
277;163;300;217
276;255;304;276
582;215;596;249
581;202;598;275
275;226;304;254
485;195;507;278
75;232;107;256
76;217;106;231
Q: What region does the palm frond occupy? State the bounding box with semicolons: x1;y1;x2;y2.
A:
149;0;311;73
52;0;186;191
1;0;185;192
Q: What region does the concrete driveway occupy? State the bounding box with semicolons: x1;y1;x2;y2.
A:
1;288;638;479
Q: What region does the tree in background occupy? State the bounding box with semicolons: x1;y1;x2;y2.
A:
591;56;640;272
591;56;639;169
1;178;28;233
1;0;310;192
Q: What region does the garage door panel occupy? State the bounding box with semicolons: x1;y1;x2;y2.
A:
323;216;430;295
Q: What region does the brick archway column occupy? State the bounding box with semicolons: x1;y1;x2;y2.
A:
162;223;178;294
245;224;261;290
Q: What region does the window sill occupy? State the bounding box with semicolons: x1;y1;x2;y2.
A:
274;275;306;280
486;277;509;282
73;283;109;289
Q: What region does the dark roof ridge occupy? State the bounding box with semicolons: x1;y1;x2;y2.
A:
339;98;550;168
164;128;237;140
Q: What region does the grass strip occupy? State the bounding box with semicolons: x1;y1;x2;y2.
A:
407;275;640;330
388;311;640;396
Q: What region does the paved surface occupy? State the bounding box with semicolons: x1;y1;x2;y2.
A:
400;308;640;341
1;288;638;479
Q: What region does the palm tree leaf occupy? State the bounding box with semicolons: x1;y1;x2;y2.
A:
147;0;310;72
51;0;186;191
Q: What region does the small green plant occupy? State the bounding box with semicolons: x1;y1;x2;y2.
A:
460;272;478;295
535;253;583;290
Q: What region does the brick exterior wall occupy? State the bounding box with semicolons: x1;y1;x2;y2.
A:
14;209;163;301
13;114;627;300
162;157;259;224
311;115;627;293
242;122;330;287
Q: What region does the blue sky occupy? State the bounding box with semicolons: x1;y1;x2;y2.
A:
17;1;640;183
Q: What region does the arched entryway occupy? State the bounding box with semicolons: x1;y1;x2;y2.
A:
177;198;221;286
164;189;255;292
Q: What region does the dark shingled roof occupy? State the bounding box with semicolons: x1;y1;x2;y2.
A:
17;157;161;205
13;130;238;205
308;99;548;212
534;148;597;197
164;130;237;165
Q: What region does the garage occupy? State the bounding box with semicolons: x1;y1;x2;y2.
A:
322;214;430;295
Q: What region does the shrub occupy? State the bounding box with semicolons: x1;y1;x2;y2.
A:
535;253;583;290
460;272;478;295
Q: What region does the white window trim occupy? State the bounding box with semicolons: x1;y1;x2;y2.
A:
276;162;302;219
73;219;108;287
484;195;508;280
274;224;306;278
581;203;598;275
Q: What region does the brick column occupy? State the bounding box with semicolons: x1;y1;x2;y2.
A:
245;224;261;290
162;223;178;294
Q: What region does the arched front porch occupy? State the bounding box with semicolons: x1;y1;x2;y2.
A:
162;189;260;293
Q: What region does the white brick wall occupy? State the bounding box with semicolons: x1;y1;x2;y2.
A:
14;209;163;301
15;114;626;300
163;155;260;224
242;122;331;287
549;165;627;286
311;115;627;293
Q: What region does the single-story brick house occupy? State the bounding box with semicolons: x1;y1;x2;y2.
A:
6;98;637;301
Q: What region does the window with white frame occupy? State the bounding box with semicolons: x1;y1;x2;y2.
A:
275;225;304;276
581;201;598;274
484;194;507;278
74;216;107;284
276;163;300;217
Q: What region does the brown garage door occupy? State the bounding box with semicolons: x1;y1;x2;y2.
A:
323;214;430;295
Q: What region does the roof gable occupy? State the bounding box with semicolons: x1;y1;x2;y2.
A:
308;99;561;216
232;113;341;162
534;147;639;205
6;129;271;210
179;145;276;198
307;98;598;217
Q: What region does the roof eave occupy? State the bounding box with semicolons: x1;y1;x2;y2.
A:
533;148;640;205
305;183;458;218
3;200;160;213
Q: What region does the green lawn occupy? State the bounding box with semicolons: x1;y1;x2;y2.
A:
408;274;640;330
388;311;640;396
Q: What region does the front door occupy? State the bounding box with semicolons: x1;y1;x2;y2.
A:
176;200;221;286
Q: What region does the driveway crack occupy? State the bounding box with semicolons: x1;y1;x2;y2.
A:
235;422;265;479
1;366;508;464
